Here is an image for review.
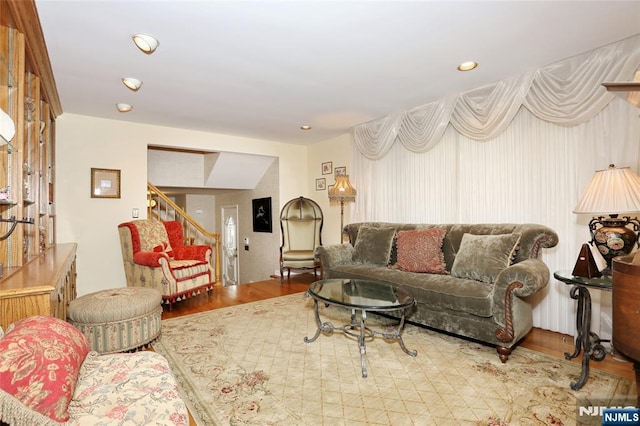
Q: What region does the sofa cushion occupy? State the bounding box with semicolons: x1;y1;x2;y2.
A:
451;233;521;283
135;219;173;256
0;315;90;422
67;351;188;425
353;225;396;265
329;264;493;317
394;228;448;274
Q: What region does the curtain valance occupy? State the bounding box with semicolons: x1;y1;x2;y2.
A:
353;34;640;160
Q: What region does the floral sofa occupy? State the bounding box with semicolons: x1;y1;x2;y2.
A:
316;222;559;363
0;316;188;425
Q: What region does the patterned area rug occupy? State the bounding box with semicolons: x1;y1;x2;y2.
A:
153;294;636;425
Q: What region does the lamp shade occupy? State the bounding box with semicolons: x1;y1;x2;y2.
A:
573;165;640;215
328;175;356;204
0;107;15;144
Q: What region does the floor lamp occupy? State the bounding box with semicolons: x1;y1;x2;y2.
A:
328;175;356;243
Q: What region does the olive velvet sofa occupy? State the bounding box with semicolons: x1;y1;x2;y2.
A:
316;222;559;363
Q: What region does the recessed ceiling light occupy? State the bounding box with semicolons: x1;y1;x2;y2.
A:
457;61;478;71
300;125;312;130
116;103;133;112
122;77;142;91
132;34;160;54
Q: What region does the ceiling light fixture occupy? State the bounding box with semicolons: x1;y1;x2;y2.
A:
122;77;142;92
132;33;160;54
116;103;133;113
457;61;478;71
300;125;312;130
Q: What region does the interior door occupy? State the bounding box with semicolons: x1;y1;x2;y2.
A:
221;205;239;286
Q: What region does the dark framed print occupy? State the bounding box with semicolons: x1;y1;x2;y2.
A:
91;168;121;198
316;178;326;191
335;166;346;177
322;161;332;175
252;197;272;233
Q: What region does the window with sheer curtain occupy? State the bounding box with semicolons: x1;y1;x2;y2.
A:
349;34;640;336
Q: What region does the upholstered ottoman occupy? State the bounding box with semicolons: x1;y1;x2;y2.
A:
68;287;162;354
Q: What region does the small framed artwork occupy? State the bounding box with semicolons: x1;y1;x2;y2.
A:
252;197;272;233
322;161;333;175
316;178;326;191
91;168;121;199
335;166;346;177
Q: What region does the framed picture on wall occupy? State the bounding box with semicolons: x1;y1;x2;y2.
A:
90;168;121;199
335;166;346;177
316;178;326;191
322;161;333;175
252;197;272;233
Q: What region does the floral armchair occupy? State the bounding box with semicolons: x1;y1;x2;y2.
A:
118;219;214;307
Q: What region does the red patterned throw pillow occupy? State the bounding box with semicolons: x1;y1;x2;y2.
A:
0;315;90;422
394;228;447;273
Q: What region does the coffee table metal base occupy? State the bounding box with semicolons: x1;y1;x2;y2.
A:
304;298;417;378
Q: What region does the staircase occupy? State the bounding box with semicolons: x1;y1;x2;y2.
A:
147;182;221;284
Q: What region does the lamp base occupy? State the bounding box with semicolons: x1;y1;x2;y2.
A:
590;216;640;271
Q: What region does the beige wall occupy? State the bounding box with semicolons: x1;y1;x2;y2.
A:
56;113;312;295
185;194;216;231
306;133;352;246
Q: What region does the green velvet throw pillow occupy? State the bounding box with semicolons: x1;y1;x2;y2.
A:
353;226;396;265
451;233;521;283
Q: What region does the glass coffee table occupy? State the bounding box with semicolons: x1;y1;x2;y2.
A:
304;278;417;378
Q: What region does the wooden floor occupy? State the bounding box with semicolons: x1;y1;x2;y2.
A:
164;273;636;381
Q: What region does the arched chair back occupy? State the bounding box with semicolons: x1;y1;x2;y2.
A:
279;196;323;282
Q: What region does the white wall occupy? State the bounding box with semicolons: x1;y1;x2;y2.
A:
56;113;309;296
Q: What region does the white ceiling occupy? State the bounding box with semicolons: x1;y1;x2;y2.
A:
35;1;640;146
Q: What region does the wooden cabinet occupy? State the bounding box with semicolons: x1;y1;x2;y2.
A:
612;254;640;406
0;242;76;330
0;0;61;271
0;1;70;330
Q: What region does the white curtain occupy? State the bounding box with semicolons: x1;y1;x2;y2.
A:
353;34;640;158
349;34;640;335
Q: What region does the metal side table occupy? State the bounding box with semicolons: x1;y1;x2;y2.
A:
553;270;612;390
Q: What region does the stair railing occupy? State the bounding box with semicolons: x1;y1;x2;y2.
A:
147;182;221;284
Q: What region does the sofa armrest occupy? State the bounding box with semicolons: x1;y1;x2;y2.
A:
491;258;550;330
172;245;211;261
133;251;170;267
316;244;356;273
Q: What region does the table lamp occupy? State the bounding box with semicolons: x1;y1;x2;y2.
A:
573;164;640;274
